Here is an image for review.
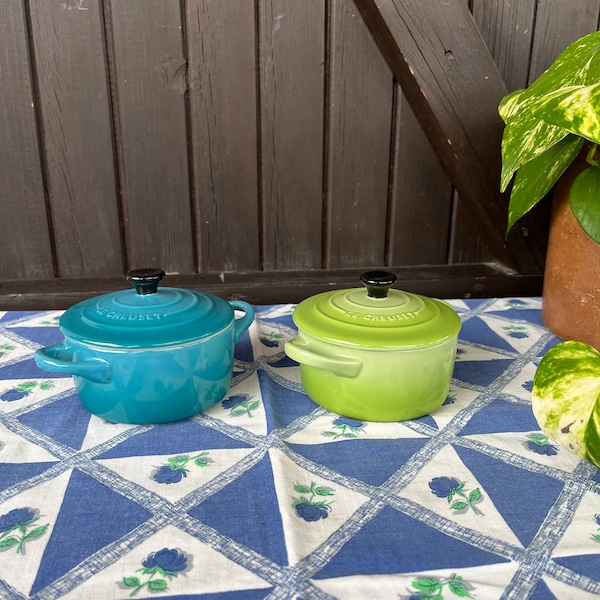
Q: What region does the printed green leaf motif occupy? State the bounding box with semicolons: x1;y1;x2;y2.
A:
569;166;600;244
530;83;600;144
314;486;335;497
412;577;442;593
147;579;168;592
448;580;472;597
450;501;469;511
294;484;311;495
25;525;48;540
0;537;18;548
123;577;141;587
468;488;482;502
506;135;584;234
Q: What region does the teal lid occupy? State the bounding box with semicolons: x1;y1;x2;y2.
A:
293;271;461;349
60;269;235;349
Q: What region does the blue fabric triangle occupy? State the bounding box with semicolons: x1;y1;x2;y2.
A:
452;359;514;387
553;554;600;583
459;318;518;353
0;462;57;492
0;358;72;380
258;370;317;430
459;398;539;435
454;445;564;547
287;438;430;486
312;505;509;579
486;306;545;327
188;453;288;566
97;420;253;459
18;393;91;450
528;578;557;599
233;329;254;363
31;469;152;595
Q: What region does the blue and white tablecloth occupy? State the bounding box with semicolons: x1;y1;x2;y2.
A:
0;298;599;599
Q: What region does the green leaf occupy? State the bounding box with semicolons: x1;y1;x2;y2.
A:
229;409;247;417
531;83;600;144
168;456;188;467
148;579;168;591
506;135;584;233
25;525;48;539
500;110;569;192
294;484;311;494
0;537;18;548
314;486;335;497
123;577;140;587
468;488;482;502
194;458;209;467
450;501;468;511
569;166;600;243
248;400;260;411
412;577;441;593
498;89;526;123
448;579;472;597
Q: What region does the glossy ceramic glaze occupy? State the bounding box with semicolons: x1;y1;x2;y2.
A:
34;269;255;424
284;271;460;422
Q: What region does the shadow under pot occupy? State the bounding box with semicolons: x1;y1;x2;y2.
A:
284;271;461;422
34;269;255;425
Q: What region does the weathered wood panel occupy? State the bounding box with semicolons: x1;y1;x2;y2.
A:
259;0;325;270
28;0;123;277
528;0;600;81
326;0;393;268
389;92;452;266
108;0;194;272
0;1;53;279
186;0;260;273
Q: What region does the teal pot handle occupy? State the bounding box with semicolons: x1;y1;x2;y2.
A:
34;342;112;384
230;301;255;344
284;338;362;378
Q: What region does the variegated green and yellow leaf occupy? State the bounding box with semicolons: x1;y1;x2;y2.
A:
506;135;584;234
530;83;600;145
532;340;600;466
500;109;569;192
498;89;526;123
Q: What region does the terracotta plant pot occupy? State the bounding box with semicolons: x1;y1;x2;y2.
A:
542;158;600;350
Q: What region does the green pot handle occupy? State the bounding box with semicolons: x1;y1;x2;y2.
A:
284;339;362;378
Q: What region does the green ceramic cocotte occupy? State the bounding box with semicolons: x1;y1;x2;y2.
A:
284;272;461;422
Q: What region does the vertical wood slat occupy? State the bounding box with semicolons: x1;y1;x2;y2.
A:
326;0;393;269
0;1;54;279
389;93;452;266
528;0;600;81
28;0;123;278
186;0;259;274
259;0;325;271
108;0;194;273
450;0;537;265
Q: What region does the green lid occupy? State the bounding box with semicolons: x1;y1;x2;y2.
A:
60;269;235;349
292;271;461;349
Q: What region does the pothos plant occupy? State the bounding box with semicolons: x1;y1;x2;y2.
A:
499;30;600;468
500;30;600;242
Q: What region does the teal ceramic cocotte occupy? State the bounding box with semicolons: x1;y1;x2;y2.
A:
34;269;255;424
285;271;461;422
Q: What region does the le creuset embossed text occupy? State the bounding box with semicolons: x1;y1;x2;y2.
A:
34;269;255;424
284;271;461;422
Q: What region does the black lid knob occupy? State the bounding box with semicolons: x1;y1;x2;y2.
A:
360;271;397;298
127;268;165;295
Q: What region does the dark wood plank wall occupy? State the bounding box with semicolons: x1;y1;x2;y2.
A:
1;0;599;308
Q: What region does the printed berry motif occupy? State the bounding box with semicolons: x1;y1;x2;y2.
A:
593;514;600;542
123;548;188;596
152;453;212;484
429;477;483;516
0;508;49;554
504;299;529;309
0;381;54;402
221;394;260;418
402;573;475;599
260;331;284;348
502;325;529;339
526;433;558;456
323;416;366;440
442;392;456;406
293;481;335;522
